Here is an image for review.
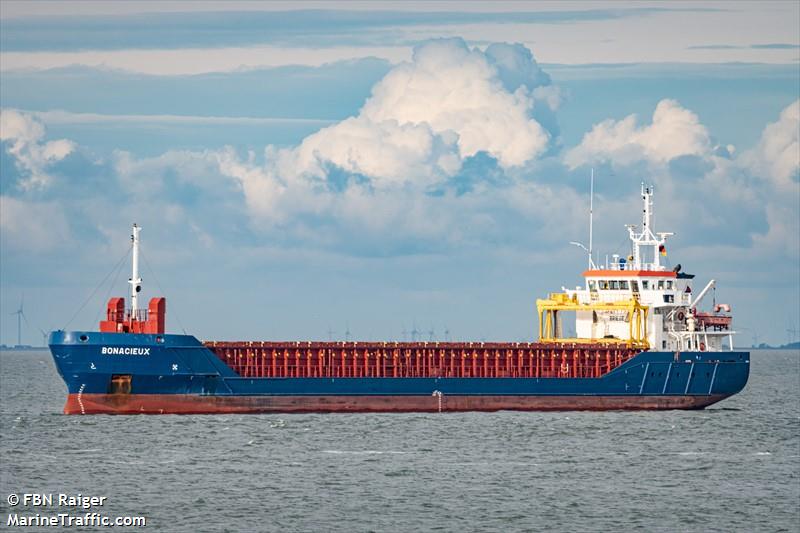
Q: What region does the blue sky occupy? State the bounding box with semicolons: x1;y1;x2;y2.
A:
1;1;798;346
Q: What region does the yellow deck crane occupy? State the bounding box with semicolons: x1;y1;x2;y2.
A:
536;293;650;349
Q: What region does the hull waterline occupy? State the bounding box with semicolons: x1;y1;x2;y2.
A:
64;392;732;415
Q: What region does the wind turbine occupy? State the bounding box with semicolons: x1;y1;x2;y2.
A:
444;326;451;342
411;322;420;342
344;322;351;342
787;327;798;345
327;325;336;342
10;296;26;346
427;325;436;342
39;328;49;347
401;324;408;342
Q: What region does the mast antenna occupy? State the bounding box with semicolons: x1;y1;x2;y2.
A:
589;168;594;268
129;224;142;318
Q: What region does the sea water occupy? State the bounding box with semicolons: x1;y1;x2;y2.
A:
1;349;797;532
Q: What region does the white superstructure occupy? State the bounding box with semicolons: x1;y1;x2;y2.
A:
558;185;735;352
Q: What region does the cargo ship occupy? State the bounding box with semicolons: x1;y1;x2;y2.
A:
48;185;749;414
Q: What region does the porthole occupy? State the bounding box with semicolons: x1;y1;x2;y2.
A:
79;334;89;342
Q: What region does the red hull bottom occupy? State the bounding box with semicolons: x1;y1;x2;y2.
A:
64;393;728;415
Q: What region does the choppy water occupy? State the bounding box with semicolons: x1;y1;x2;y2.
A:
1;349;798;532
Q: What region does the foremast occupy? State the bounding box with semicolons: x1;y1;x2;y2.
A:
99;224;166;335
129;224;142;319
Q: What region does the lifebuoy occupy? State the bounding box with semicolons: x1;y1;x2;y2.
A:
699;342;706;351
676;311;685;321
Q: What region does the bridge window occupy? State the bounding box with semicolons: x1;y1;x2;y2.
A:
631;281;639;292
642;280;650;290
620;280;630;290
609;280;619;290
588;280;597;291
666;280;674;290
599;280;609;290
658;280;665;290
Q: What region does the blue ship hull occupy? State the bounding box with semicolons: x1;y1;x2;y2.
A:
48;331;750;414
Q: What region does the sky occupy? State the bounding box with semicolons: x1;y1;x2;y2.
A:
1;1;798;346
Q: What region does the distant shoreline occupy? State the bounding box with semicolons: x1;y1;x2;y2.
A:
743;342;800;350
0;346;46;351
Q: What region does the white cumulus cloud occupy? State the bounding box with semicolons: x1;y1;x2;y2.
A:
741;100;800;258
565;98;799;262
564;99;713;169
0;195;71;252
0;109;76;190
289;117;461;188
360;39;551;168
742;99;799;190
218;38;557;231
